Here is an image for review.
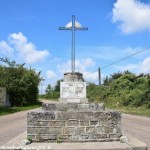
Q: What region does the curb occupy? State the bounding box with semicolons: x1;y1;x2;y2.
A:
1;131;148;150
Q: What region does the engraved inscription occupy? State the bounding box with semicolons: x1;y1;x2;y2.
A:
60;82;86;99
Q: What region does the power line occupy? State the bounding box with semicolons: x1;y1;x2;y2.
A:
84;46;150;76
84;70;97;76
101;46;150;70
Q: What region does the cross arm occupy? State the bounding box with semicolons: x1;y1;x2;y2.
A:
59;27;72;30
75;27;88;31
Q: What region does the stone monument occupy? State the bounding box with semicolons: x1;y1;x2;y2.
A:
27;15;122;142
59;15;88;103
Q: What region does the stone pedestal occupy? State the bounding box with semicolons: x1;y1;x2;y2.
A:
59;72;88;103
27;103;122;142
63;72;84;82
27;72;122;143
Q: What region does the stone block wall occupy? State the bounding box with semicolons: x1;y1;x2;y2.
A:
0;87;10;107
0;87;6;107
27;103;122;142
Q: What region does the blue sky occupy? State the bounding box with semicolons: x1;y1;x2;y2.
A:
1;0;150;93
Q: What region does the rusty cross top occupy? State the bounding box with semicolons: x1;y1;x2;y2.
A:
59;15;88;73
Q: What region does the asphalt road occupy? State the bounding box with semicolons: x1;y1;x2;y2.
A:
122;113;150;149
0;106;150;149
0;110;28;145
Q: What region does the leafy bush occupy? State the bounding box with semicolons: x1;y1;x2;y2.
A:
87;71;150;109
41;81;61;99
0;58;41;106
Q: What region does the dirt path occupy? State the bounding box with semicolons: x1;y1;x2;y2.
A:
0;101;150;149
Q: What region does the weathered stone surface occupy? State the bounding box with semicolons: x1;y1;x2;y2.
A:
63;127;75;135
0;87;10;107
97;126;104;134
36;135;50;140
109;134;118;139
76;112;93;120
56;111;77;120
48;120;65;127
90;120;98;126
28;120;66;127
86;127;95;133
42;103;105;111
27;103;122;143
59;135;73;142
75;127;85;135
103;126;113;133
96;134;107;139
42;103;57;111
63;72;84;82
27;111;55;122
66;119;79;126
80;121;89;126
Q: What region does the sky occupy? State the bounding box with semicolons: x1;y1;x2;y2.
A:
1;0;150;93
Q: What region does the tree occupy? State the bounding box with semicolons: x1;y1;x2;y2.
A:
0;58;41;106
103;76;109;85
110;72;122;80
54;80;62;92
87;71;150;109
45;84;53;94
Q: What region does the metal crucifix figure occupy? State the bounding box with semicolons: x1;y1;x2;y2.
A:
59;15;88;73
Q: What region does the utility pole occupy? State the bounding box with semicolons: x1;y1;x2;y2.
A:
98;67;101;85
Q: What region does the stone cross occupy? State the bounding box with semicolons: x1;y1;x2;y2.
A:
59;15;88;73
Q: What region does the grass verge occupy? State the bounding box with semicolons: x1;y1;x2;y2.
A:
39;98;59;101
0;101;42;116
106;104;150;117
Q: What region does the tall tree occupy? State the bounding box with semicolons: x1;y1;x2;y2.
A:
54;80;62;92
45;84;53;94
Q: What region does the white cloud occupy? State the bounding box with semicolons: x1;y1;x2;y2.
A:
116;64;138;72
9;32;27;44
57;58;95;74
46;70;57;79
112;0;150;33
140;57;150;73
84;71;98;81
116;56;150;74
57;58;98;83
8;32;49;64
76;58;95;72
82;58;95;67
0;41;14;55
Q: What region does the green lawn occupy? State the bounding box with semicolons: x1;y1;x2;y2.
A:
0;102;42;116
